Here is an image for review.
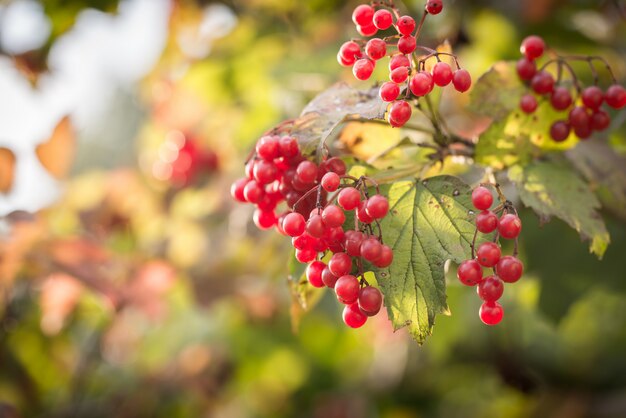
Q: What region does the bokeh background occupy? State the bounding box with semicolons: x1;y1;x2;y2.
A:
1;0;626;417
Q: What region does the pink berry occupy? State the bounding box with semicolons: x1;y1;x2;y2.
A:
353;59;375;81
339;41;362;66
373;9;393;30
352;5;375;26
365;38;387;61
322;204;346;228
409;72;434;96
365;195;389;219
337;187;361;211
389;54;410;71
479;301;504;325
396;15;415;35
282;212;306;237
390;66;409;83
306;261;326;288
397;35;416;54
343;303;368;328
380;82;400;102
335;275;360;304
321;172;340;192
388;100;412;127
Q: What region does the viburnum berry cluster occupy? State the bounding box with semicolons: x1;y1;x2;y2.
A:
337;0;472;128
516;35;626;142
231;134;393;329
457;184;524;326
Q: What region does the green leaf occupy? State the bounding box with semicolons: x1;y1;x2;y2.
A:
371;176;482;344
508;161;610;258
468;61;527;121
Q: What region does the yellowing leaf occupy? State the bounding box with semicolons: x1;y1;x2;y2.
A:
36;116;76;179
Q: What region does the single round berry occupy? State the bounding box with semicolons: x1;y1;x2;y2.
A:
365;195;389;219
337;52;352;67
352;4;375;26
253;209;276;230
282;212;306;237
321;172;340;192
353;59;375;81
409;72;434;96
339;41;362;66
256;136;279;160
295;248;317;263
496;256;524;283
605;84;626;109
296;160;318;184
253;159;277;184
338;187;361;211
361;237;383;263
550;87;572;111
471;186;493;210
389;54;410;71
516;58;537;80
581;86;604;110
343;303;368;328
520;94;538;113
432;62;453;86
390;66;409;83
574;122;592;140
479;301;504;326
457;259;483;286
278;136;299;158
243;180;264;204
322;266;339;288
388;100;412;127
325;157;347;176
425;0;443;14
452;69;472;92
329;252;352;277
476;242;501;267
550;121;570;142
306;261;326;288
306;214;326;238
374;244;393;268
380;82;400;102
292;234;315;250
231;178;248;202
345;230;365;256
569;106;590;131
335;275;360;304
477;275;504;302
498;214;522;239
365;38;387;61
357;23;378;37
356;200;374;224
396;15;416;35
322;204;346;228
591;109;610;131
520;35;545;60
397;35;416;54
531;71;555;95
358;286;383;316
476;210;498;233
373;9;393;30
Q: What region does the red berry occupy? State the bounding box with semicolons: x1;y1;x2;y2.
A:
591;109;610;131
295;248;317;263
356;23;378;37
345;230;365;256
373;9;393;30
325;157;347;176
338;187;361;210
343;303;368;328
476;210;498;233
479;301;504;325
581;86;604;110
425;0;443;15
329;252;352;277
496;256;524;283
352;4;375;26
388;100;412;127
432;62;453;86
335;275;360;304
569;106;590;131
365;195;389;219
520;94;538;113
306;214;326;238
322;266;339;288
471;186;493;210
361;237;382;262
306;261;326;288
253;209;276;230
477;275;504;302
476;242;501;267
397;35;416;54
452;69;472;92
531;71;554;95
321;172;340;192
409;72;434;97
231;178;248;202
605;84;626;109
516;58;537;80
253;159;277;184
374;244;393;268
550;87;572;111
390;66;409;83
365;38;386;60
282;212;306;237
574;123;592;140
356;200;374;224
520;35;545;60
292;233;315;250
337;52;352;67
278;136;299;158
457;259;482;286
243;180;264;203
358;286;383;316
339;41;362;66
256;136;279;160
296;160;318;184
550;121;570;142
498;214;522;239
380;82;400;102
396;15;415;35
322;204;346;228
389;54;410;71
353;59;375;81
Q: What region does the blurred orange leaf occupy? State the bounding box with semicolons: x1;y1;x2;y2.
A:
0;147;16;193
36;116;76;179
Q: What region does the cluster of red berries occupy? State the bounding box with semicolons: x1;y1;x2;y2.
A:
231;134;393;329
337;1;472;128
457;185;524;326
516;35;626;142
